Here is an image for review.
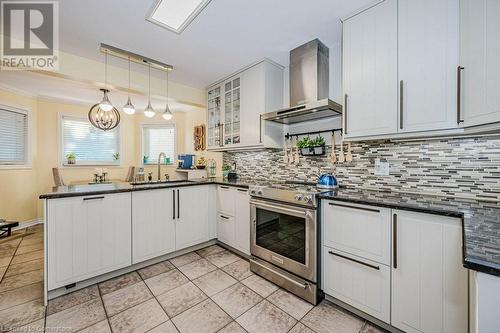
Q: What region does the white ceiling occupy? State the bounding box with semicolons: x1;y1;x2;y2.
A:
59;0;371;89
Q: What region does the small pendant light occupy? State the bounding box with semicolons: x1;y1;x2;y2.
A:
162;69;173;120
123;57;136;115
144;64;156;118
99;52;114;112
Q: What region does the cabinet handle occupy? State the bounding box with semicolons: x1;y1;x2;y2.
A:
393;213;398;269
328;251;380;271
220;123;224;147
399;80;404;130
172;190;175;220
457;66;464;124
344;94;348;135
328;202;380;213
237;189;248;192
220;186;229;189
220;215;229;220
177;189;180;219
259;115;263;143
83;196;104;201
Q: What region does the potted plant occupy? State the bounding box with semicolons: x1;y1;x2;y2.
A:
313;136;326;154
222;164;232;178
143;155;149;164
113;153;120;161
66;152;77;165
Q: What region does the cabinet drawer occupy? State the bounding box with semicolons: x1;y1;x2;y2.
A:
217;185;235;216
322;200;391;265
217;213;235;247
323;247;390;324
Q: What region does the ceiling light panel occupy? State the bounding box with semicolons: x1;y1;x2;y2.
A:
147;0;211;34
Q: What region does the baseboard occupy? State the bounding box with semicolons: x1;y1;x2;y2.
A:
13;218;43;230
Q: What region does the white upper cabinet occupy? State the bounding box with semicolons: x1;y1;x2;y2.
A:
343;0;398;138
207;59;284;151
398;0;460;132
460;0;500;127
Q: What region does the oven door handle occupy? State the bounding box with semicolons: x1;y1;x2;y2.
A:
250;200;311;216
252;259;311;290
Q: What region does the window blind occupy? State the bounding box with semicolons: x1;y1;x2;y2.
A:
62;116;119;164
143;125;176;163
0;108;28;165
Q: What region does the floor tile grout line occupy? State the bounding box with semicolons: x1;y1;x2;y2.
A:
3;258;44;279
0;228;25;283
96;279;114;333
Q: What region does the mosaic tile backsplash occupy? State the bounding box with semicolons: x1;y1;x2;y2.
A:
223;136;500;201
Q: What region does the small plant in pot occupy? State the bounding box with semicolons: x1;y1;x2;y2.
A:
66;152;77;165
222;164;232;178
297;136;326;156
313;136;326;154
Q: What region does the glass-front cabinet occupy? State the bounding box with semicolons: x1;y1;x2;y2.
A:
206;59;284;151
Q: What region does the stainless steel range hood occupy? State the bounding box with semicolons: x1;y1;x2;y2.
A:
262;39;342;124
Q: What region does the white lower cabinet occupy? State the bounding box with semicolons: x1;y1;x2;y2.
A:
132;189;175;264
322;200;468;332
391;210;468;333
323;247;391;323
176;185;209;250
216;185;250;255
47;193;132;290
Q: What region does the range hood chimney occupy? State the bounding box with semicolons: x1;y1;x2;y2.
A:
262;39;342;124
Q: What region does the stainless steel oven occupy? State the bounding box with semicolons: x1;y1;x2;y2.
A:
250;197;318;303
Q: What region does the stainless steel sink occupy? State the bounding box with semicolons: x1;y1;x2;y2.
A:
130;180;189;186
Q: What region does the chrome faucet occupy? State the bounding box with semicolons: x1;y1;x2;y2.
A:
157;152;166;181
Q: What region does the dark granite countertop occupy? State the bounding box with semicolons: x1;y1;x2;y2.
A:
319;188;500;277
39;178;500;276
38;178;252;199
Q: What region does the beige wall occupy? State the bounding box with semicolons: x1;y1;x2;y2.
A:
0;88;221;222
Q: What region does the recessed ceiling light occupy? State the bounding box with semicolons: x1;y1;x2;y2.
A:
147;0;211;34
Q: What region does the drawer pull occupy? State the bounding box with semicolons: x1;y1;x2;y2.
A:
237;189;248;192
393;213;398;269
220;215;229;220
328;202;380;213
83;196;105;201
220;186;230;189
328;251;380;271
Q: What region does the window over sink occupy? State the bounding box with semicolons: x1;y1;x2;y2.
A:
61;115;120;166
141;124;176;165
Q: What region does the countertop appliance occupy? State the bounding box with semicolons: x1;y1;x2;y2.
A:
261;39;342;124
249;181;328;304
178;154;195;169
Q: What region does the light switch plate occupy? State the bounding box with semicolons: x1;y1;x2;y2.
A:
374;159;390;176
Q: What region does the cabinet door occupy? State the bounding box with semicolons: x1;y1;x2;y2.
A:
323;247;390;323
132;189;175;264
391;210;468;333
398;0;459;132
217;186;235;216
322;201;391;265
207;86;222;148
47;193;132;290
343;0;398;138
234;188;250;255
176;186;209;250
460;0;500;127
217;213;235;247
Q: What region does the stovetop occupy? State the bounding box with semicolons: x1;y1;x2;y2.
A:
249;181;341;207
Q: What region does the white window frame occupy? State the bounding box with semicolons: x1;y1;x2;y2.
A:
58;113;122;167
140;123;176;166
0;103;32;170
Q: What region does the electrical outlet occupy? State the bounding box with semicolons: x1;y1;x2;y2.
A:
374;159;390;176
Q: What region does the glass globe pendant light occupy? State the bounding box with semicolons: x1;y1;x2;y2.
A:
143;64;156;118
162;70;173;120
122;57;136;115
99;52;114;112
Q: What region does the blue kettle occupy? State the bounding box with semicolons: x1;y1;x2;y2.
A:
317;173;338;189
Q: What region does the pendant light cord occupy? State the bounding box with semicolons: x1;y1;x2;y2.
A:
104;51;108;89
166;70;169;106
148;64;151;100
128;57;131;92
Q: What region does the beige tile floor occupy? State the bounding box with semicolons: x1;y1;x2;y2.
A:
0;225;387;333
